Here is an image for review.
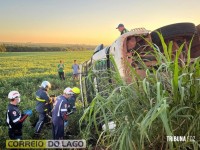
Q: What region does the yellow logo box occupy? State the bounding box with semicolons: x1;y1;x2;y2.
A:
6;140;86;149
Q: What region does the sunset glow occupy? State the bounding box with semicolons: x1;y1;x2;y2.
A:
0;0;200;45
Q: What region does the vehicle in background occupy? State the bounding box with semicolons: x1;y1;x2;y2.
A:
80;22;200;106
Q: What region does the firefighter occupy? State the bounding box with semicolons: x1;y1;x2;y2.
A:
63;87;80;137
52;87;73;140
6;91;32;139
34;81;52;136
69;87;81;112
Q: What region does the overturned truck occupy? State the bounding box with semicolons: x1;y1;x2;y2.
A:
80;22;200;105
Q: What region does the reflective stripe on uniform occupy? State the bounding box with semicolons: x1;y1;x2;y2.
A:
7;110;12;128
61;109;67;112
57;100;63;117
13;116;21;123
36;121;43;132
36;97;46;102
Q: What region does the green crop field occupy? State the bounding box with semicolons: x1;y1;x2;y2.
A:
0;51;93;148
0;44;200;149
0;51;92;79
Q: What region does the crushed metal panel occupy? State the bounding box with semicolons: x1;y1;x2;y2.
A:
109;29;152;82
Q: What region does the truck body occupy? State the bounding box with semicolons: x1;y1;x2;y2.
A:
80;22;200;105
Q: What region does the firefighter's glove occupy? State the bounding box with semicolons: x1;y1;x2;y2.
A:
24;110;32;116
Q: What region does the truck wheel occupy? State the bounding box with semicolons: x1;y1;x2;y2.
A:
196;25;200;35
151;23;197;45
191;25;200;58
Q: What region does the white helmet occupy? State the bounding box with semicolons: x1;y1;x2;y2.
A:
63;87;73;95
40;81;51;89
8;91;20;99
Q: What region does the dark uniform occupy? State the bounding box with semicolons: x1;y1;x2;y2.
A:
52;95;70;139
68;95;76;112
35;88;51;134
6;104;28;139
121;28;129;35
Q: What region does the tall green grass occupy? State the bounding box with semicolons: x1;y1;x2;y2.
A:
80;34;200;150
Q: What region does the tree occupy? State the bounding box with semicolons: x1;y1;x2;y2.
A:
0;44;6;52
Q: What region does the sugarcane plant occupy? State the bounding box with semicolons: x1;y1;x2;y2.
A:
80;33;200;150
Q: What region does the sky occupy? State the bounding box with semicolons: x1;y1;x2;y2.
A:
0;0;200;45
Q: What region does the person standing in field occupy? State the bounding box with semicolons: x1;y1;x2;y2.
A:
52;87;73;139
34;81;52;137
6;91;32;139
58;60;65;80
116;23;129;35
72;60;79;80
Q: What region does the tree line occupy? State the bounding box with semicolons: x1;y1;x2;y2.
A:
0;44;6;52
0;44;96;52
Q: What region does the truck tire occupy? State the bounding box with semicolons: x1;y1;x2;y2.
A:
151;23;197;45
196;25;200;34
191;25;200;58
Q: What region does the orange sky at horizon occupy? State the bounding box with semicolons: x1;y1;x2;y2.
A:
1;0;200;45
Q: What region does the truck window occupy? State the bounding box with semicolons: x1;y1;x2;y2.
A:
94;59;107;71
